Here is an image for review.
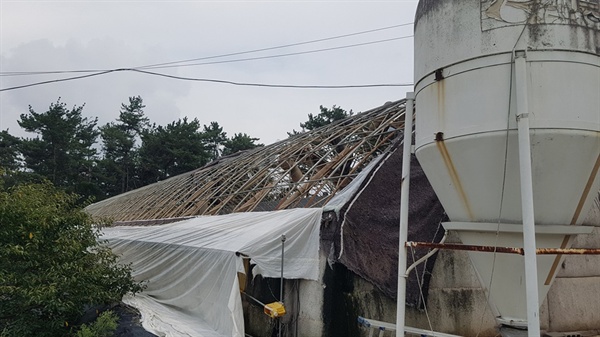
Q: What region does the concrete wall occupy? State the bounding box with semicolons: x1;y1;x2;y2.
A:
295;250;327;337
349;226;600;337
545;227;600;334
246;205;600;337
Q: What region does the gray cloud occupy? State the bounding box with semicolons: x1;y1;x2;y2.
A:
1;1;417;144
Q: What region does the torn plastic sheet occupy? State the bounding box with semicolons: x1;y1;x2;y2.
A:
101;208;322;337
323;152;389;217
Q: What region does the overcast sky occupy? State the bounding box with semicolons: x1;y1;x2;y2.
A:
1;0;417;145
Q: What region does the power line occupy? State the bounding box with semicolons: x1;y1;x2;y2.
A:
129;69;414;88
0;70;121;91
0;68;413;92
141;35;413;70
136;22;414;69
0;22;415;91
0;23;413;76
0;69;103;76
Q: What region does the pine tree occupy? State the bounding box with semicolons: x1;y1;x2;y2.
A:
18;99;99;200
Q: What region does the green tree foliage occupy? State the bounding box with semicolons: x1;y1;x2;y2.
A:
18;99;100;200
74;311;118;337
202;121;227;160
0;130;20;171
138;117;210;184
0;183;144;337
300;105;352;132
98;96;148;197
3;97;271;197
0;130;37;189
222;133;263;156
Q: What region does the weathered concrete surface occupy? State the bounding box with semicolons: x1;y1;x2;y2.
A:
571;227;600;249
555;228;600;278
583;198;600;227
557;254;600;278
547;276;600;332
428;232;481;289
295;250;327;337
539;296;550;332
422;287;497;336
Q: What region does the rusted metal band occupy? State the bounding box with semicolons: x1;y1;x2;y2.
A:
406;241;524;254
406;242;600;255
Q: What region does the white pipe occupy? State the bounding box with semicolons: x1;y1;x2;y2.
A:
396;92;414;337
514;51;541;337
405;232;447;276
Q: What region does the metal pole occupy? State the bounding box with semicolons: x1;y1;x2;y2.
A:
514;50;541;337
279;234;286;337
396;92;414;337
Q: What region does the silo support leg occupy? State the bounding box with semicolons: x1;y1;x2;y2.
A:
514;50;542;337
396;92;415;337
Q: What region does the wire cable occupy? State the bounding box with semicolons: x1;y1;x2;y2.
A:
0;69;122;91
140;35;413;70
1;22;415;91
0;67;413;92
475;20;530;337
410;246;434;332
129;68;413;88
0;33;413;77
136;22;414;69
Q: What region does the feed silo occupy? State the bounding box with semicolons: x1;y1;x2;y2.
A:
413;0;599;332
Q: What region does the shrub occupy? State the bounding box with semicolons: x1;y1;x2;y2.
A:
75;310;119;337
0;183;144;337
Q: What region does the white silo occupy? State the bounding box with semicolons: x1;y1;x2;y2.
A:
413;0;599;333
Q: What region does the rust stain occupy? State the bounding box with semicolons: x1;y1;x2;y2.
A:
545;152;600;285
435;136;475;221
436;77;445;128
407;241;600;255
407;241;524;255
536;248;600;255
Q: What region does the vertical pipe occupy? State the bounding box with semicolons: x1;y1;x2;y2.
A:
396;92;414;337
280;234;286;337
514;51;541;337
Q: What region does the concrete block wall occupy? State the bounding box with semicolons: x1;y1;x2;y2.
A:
417;231;498;336
545;227;600;334
367;226;600;337
291;204;600;337
296;250;327;337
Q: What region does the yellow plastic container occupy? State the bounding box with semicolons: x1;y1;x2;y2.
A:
264;302;286;318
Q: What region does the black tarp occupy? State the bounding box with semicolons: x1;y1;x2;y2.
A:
322;140;447;307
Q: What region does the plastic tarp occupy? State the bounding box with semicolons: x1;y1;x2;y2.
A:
100;208;322;337
322;153;388;217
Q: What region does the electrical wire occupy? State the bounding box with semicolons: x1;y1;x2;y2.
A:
0;35;413;77
1;21;415;91
0;67;413;92
0;70;122;91
140;35;413;70
136;22;414;70
0;23;413;77
130;69;413;88
475;20;530;337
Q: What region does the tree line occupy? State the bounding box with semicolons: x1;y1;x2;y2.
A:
0;96;263;202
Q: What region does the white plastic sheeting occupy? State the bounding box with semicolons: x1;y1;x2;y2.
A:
101;208;322;337
322;153;387;217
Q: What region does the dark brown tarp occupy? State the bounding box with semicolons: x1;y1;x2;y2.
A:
323;140;447;307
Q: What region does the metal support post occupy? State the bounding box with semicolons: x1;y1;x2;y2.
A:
396;92;414;337
514;51;541;337
279;234;286;337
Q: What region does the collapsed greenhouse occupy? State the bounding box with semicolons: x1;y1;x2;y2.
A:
86;99;600;337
